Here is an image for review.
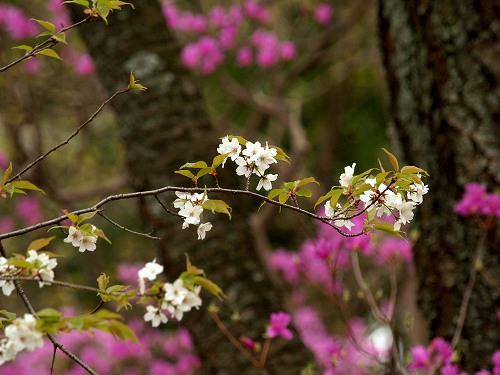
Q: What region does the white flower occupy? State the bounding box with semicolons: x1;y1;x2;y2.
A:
217;136;241;166
324;202;336;218
339;163;356;187
197;222;213;240
256;174;278;191
254;143;277;170
407;182;428;204
178;201;203;226
242;141;264;161
334;219;355;230
235;157;253;177
78;234;97;252
138;259;164;281
26;250;57;287
143;305;168;327
0;257;16;296
5;314;43;353
138;259;164;294
396;201;416;226
0;338;18;365
164;279;188;306
162;284;202;321
63;226;83;247
365;177;376;187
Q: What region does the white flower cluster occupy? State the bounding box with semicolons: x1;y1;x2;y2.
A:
0;250;57;296
0;314;43;365
63;226;98;252
138;260;202;327
174;192;213;240
0;257;16;296
325;163;429;231
217;136;278;191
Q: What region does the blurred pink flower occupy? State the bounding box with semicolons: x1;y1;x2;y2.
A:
266;311;293;340
314;3;333;26
15;196;43;226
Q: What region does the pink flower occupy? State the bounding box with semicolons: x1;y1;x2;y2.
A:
0;217;15;233
376;237;413;264
0;151;8;169
454;182;499;217
430;337;452;365
269;249;299;283
493;350;500;375
314;4;333;26
0;5;38;39
266;311;293;340
408;345;431;370
240;336;257;351
75;53;95;76
15;196;43;226
280;41;296;60
243;0;271;23
236;46;253;66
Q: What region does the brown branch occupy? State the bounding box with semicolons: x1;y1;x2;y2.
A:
97;212;161;240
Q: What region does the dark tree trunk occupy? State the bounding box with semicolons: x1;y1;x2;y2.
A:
69;2;313;374
378;0;499;371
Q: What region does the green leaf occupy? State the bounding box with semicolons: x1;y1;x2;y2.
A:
374;222;403;238
296;188;312;197
180;161;208;169
94;228;112;244
2;162;12;186
7;259;32;268
31;19;56;34
196;168;212;179
0;310;16;320
128;72;147;91
12;45;34;52
193;276;225;300
106;285;130;294
296;177;319;188
77;211;98;224
11;180;44;193
63;209;79;224
64;0;90;7
175;170;195;179
203;199;231;218
97;273;110;291
278;192;289;204
52;32;67;44
268;188;285;200
27;237;55;252
314;188;343;209
400;166;429;176
37;308;63;321
104;319;139;343
38;48;62;60
212;153;229;168
382;148;399;171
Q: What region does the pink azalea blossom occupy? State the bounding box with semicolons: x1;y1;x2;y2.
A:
266;311;293;340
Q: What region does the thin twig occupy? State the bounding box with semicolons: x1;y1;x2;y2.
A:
97;212;161;240
451;228;487;348
9;88;129;182
210;311;261;368
0;16;93;73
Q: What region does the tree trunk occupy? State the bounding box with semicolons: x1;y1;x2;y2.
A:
378;0;499;370
69;2;313;373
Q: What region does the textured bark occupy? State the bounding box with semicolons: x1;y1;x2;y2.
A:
70;2;313;374
378;0;499;370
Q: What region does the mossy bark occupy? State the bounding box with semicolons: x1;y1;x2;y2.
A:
379;0;499;370
70;2;313;373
